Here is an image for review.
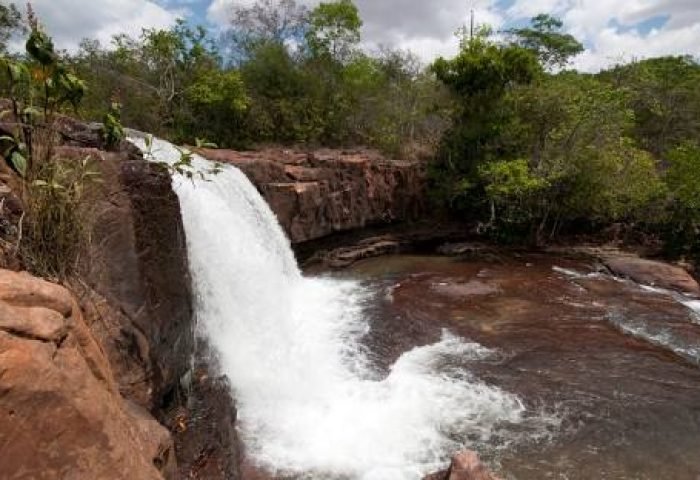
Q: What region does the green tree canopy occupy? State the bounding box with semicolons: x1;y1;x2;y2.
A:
306;0;362;63
507;14;584;70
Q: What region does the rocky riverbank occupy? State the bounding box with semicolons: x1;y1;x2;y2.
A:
197;147;427;243
1;113;698;479
0;116;238;479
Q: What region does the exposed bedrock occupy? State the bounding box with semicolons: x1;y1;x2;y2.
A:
0;114;239;479
0;269;175;479
197;147;428;244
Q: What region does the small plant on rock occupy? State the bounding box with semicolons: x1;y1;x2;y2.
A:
0;4;98;278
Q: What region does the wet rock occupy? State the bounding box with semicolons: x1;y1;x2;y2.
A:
603;255;700;295
325;238;402;268
438;242;489;256
169;345;240;480
197;147;426;243
51;135;238;478
55;145;194;411
432;279;501;297
0;269;174;479
424;450;501;480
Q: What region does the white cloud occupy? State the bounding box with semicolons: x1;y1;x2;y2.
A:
29;0;183;51
207;0;504;64
16;0;700;71
573;22;700;71
566;0;700;71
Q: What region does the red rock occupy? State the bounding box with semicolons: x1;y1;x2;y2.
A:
55;144;194;411
424;450;501;480
0;269;174;479
198;147;427;244
603;255;700;295
448;450;502;480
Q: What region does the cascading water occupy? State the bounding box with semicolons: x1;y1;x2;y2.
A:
129;134;528;480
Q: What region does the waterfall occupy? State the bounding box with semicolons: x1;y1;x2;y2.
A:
129;134;528;480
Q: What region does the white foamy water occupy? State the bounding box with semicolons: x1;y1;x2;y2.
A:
553;266;700;366
639;286;700;323
607;311;700;365
129;134;528;479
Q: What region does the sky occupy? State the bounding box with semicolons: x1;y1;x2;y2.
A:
22;0;700;71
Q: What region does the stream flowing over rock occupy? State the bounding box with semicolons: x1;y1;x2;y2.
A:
3;114;700;479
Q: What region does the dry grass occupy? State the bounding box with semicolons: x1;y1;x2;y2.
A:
20;135;101;279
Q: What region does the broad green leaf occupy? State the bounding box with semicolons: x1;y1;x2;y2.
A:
10;151;27;177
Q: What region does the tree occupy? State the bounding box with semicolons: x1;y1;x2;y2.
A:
481;73;663;241
241;40;316;143
70;21;249;146
430;29;541;208
602;56;700;156
306;0;362;63
663;143;700;256
221;0;308;63
507;14;584;70
0;2;24;54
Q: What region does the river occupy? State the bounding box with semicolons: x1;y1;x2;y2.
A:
132;134;700;480
344;254;700;479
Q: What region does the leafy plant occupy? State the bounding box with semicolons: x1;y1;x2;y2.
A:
102;101;125;149
142;134;222;182
0;5;100;278
22;155;102;277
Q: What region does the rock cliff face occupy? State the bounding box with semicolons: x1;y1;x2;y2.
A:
48;121;194;412
198;147;427;244
0;116;239;479
56;125;240;479
0;269;175;479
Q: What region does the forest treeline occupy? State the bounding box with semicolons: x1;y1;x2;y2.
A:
1;1;700;260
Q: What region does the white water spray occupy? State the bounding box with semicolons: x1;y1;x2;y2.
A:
130;134;527;479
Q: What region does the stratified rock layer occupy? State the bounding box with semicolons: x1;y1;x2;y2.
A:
198;147;427;243
0;269;174;479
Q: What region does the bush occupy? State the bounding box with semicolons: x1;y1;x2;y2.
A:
22;156;101;278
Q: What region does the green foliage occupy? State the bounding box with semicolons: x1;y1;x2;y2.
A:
507;14;584;70
666;143;700;214
660;143;700;258
430;23;672;244
141;134;222;182
430;29;541;208
72;20;248;147
602;56;700;156
0;8;104;279
306;0;362;63
481;158;548;200
0;3;24;54
23;156;102;278
65;0;448;155
0;134;27;176
102;101;125;149
0;13;87;174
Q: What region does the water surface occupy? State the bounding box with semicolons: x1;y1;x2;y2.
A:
345;254;700;480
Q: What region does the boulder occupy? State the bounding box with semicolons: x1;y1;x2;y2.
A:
424;450;501;480
0;269;174;479
603;255;700;295
197;147;427;244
